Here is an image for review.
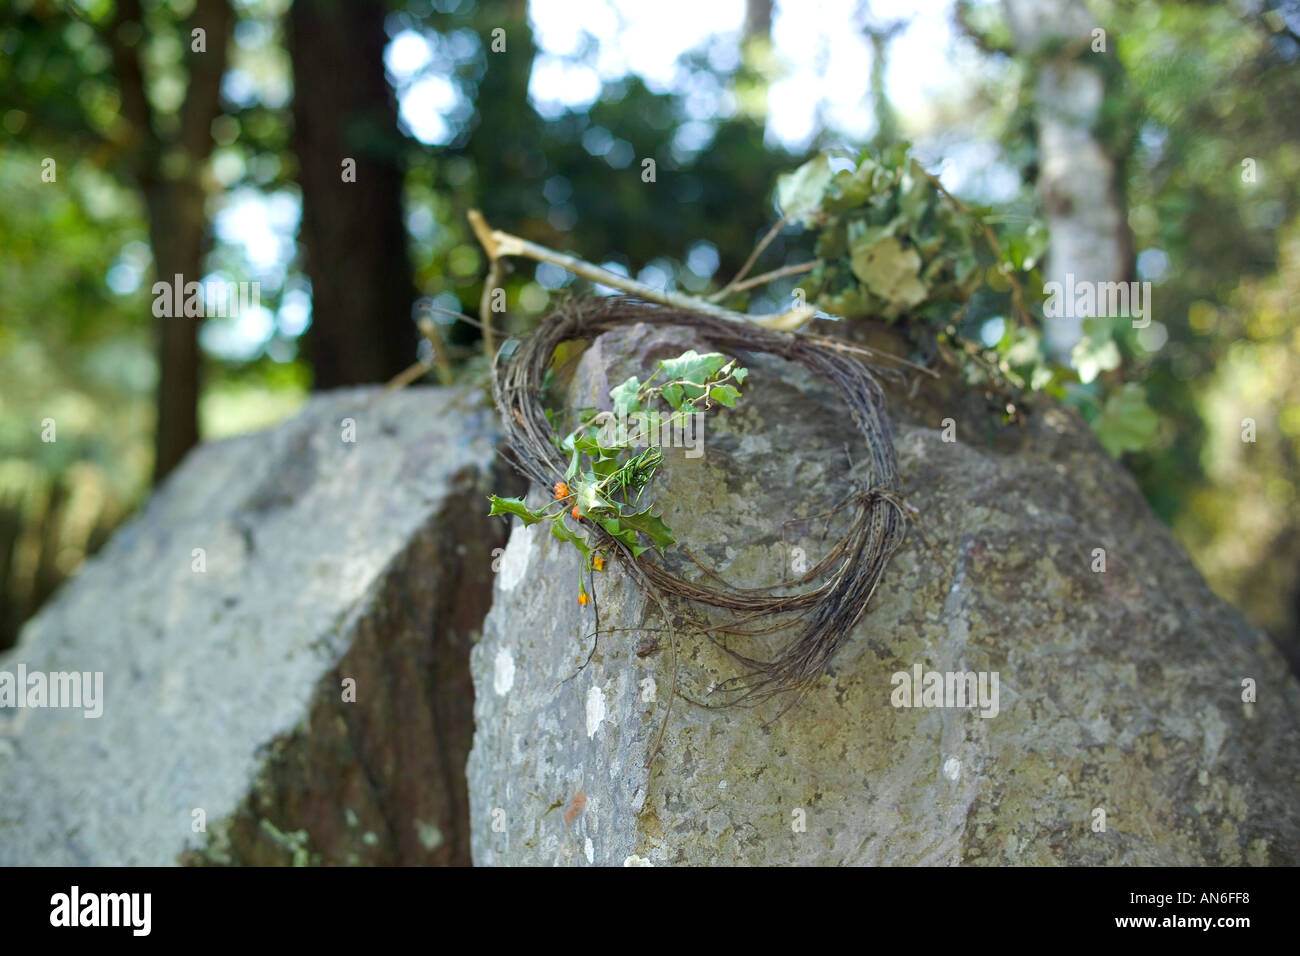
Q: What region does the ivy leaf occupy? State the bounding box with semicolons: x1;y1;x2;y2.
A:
659;350;730;381
897;164;934;222
610;375;641;415
1093;383;1158;456
775;154;833;226
999;326;1041;366
847;215;903;251
823;164;877;210
708;384;741;407
786;146;983;322
659;350;730;400
849;235;927;312
1071;336;1121;385
487;496;547;525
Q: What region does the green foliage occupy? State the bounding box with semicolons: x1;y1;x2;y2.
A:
1092;383;1160;457
776;144;982;321
774;142;1172;460
392;1;804;344
1164;217;1300;647
487;351;747;602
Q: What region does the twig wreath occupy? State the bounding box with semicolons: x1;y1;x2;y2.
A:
396;144;1086;761
491;294;910;716
465;142;1019;759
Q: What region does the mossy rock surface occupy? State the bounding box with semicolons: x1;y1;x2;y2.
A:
467;322;1300;866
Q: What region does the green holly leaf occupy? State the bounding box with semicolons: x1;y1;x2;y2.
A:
575;480;613;517
592;455;621;478
596;515;652;557
619;507;676;552
550;516;591;563
487;496;547;525
595;514;636;547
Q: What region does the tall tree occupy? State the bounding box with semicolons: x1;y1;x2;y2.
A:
104;0;236;482
288;0;418;389
15;0;240;483
1002;0;1134;359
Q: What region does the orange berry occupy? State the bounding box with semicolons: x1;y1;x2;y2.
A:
554;481;570;500
571;506;582;520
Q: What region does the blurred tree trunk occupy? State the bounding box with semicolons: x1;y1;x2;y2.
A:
145;178;208;484
745;0;772;39
106;0;234;483
861;9;907;148
1002;0;1134;359
456;0;539;340
464;0;540;229
288;0;417;389
737;0;774;124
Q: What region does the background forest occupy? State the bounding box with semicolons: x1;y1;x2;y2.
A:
1;0;1297;672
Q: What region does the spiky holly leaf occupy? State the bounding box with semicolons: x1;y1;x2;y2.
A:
487;496;547;525
549;516;591;563
619;507;676;552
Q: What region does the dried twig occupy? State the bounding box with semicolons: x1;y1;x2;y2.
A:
416;317;454;386
468;210;502;360
925;171;1034;329
715;260;818;297
467;210;818;335
709;215;789;300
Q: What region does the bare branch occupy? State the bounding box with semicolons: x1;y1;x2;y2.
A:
711;215;788;300
715;259;818;297
466;210;817;334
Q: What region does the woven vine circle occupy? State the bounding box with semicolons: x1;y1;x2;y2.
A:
492;296;908;701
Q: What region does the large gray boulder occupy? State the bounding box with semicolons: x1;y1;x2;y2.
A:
467;321;1300;866
0;386;512;865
